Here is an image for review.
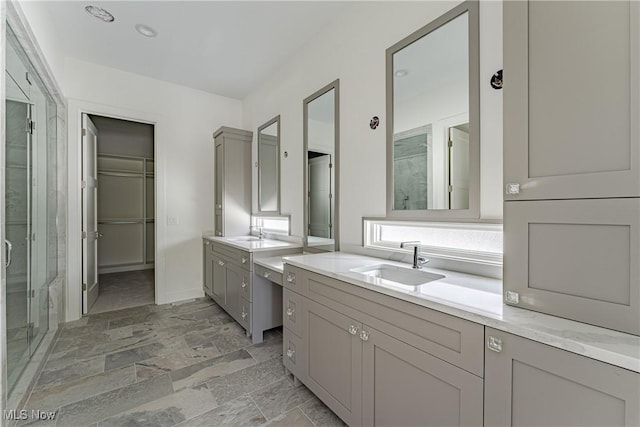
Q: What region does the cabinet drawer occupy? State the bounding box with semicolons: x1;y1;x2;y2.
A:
504;198;640;335
240;271;251;301
283;327;306;381
283;288;303;337
303;269;484;376
254;263;283;286
282;265;302;293
238;298;251;331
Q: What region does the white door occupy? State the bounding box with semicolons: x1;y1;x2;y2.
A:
449;126;470;209
82;114;99;314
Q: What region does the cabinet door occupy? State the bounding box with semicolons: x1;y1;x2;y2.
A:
203;241;213;295
225;263;242;320
304;298;361;426
484;328;640;427
504;198;640;335
504;1;640;200
362;326;483;427
212;255;227;306
214;140;224;211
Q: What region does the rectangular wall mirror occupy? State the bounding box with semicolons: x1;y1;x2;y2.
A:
304;80;339;252
387;1;479;219
257;116;280;214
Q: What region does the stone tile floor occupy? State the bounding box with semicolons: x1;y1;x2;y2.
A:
20;298;345;427
89;270;156;315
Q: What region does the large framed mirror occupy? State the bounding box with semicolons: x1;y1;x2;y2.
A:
304;80;339;252
257;116;280;214
386;1;479;219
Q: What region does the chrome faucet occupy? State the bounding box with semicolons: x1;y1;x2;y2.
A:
400;241;429;269
250;226;265;240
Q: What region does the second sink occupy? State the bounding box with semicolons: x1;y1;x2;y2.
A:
350;264;445;287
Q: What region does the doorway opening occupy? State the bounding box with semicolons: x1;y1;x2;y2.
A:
82;114;155;315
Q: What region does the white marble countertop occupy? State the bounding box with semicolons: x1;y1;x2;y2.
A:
203;234;302;253
253;255;287;274
284;252;640;373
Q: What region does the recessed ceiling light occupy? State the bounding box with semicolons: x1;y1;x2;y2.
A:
135;24;158;38
394;69;409;78
85;6;114;23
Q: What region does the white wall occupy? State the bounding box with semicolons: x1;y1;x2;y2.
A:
243;1;503;250
13;1;64;87
63;58;243;317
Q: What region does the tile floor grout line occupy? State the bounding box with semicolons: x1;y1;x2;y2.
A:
249;394;270;424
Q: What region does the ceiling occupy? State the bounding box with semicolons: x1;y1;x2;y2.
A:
41;1;350;99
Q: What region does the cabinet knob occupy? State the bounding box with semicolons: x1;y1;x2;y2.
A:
487;336;503;353
359;330;370;341
241;310;247;320
348;325;358;336
205;241;210;246
242;257;247;264
216;204;222;209
505;183;520;195
241;280;247;288
218;260;225;266
505;291;520;304
286;307;295;317
286;272;295;283
286;349;295;359
263;271;271;278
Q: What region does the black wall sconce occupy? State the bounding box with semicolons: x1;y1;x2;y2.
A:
370;116;380;129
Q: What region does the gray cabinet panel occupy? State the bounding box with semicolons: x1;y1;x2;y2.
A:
362;326;483;427
225;263;242;321
485;328;640;427
504;199;640;334
213;127;252;237
283;327;306;383
304;298;361;426
203;240;213;295
504;0;640;200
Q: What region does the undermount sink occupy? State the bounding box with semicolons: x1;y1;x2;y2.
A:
227;236;261;242
350;264;445;287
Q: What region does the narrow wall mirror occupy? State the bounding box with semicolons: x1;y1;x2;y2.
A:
304;80;339;252
257;116;280;214
387;1;479;219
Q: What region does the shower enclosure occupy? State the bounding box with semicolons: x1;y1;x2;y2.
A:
4;26;58;394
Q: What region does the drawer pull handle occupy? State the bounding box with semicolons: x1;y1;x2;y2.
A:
286;308;295;317
286;272;295;283
241;257;247;264
241;280;247;288
218;260;225;266
348;325;358;336
286;349;295;359
359;330;370;341
263;271;271;278
487;336;503;353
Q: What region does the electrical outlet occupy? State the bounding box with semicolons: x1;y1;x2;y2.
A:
167;216;179;225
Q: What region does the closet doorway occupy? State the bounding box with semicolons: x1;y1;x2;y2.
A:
82;114;155;314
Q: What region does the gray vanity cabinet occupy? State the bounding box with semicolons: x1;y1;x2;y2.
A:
361;326;483;427
504;1;639;201
213;127;253;237
484;328;640;427
284;264;484;427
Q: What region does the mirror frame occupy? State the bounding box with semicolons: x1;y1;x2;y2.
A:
386;0;480;220
303;79;340;252
256;115;281;215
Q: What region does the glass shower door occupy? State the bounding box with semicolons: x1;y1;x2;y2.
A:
5;96;32;393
